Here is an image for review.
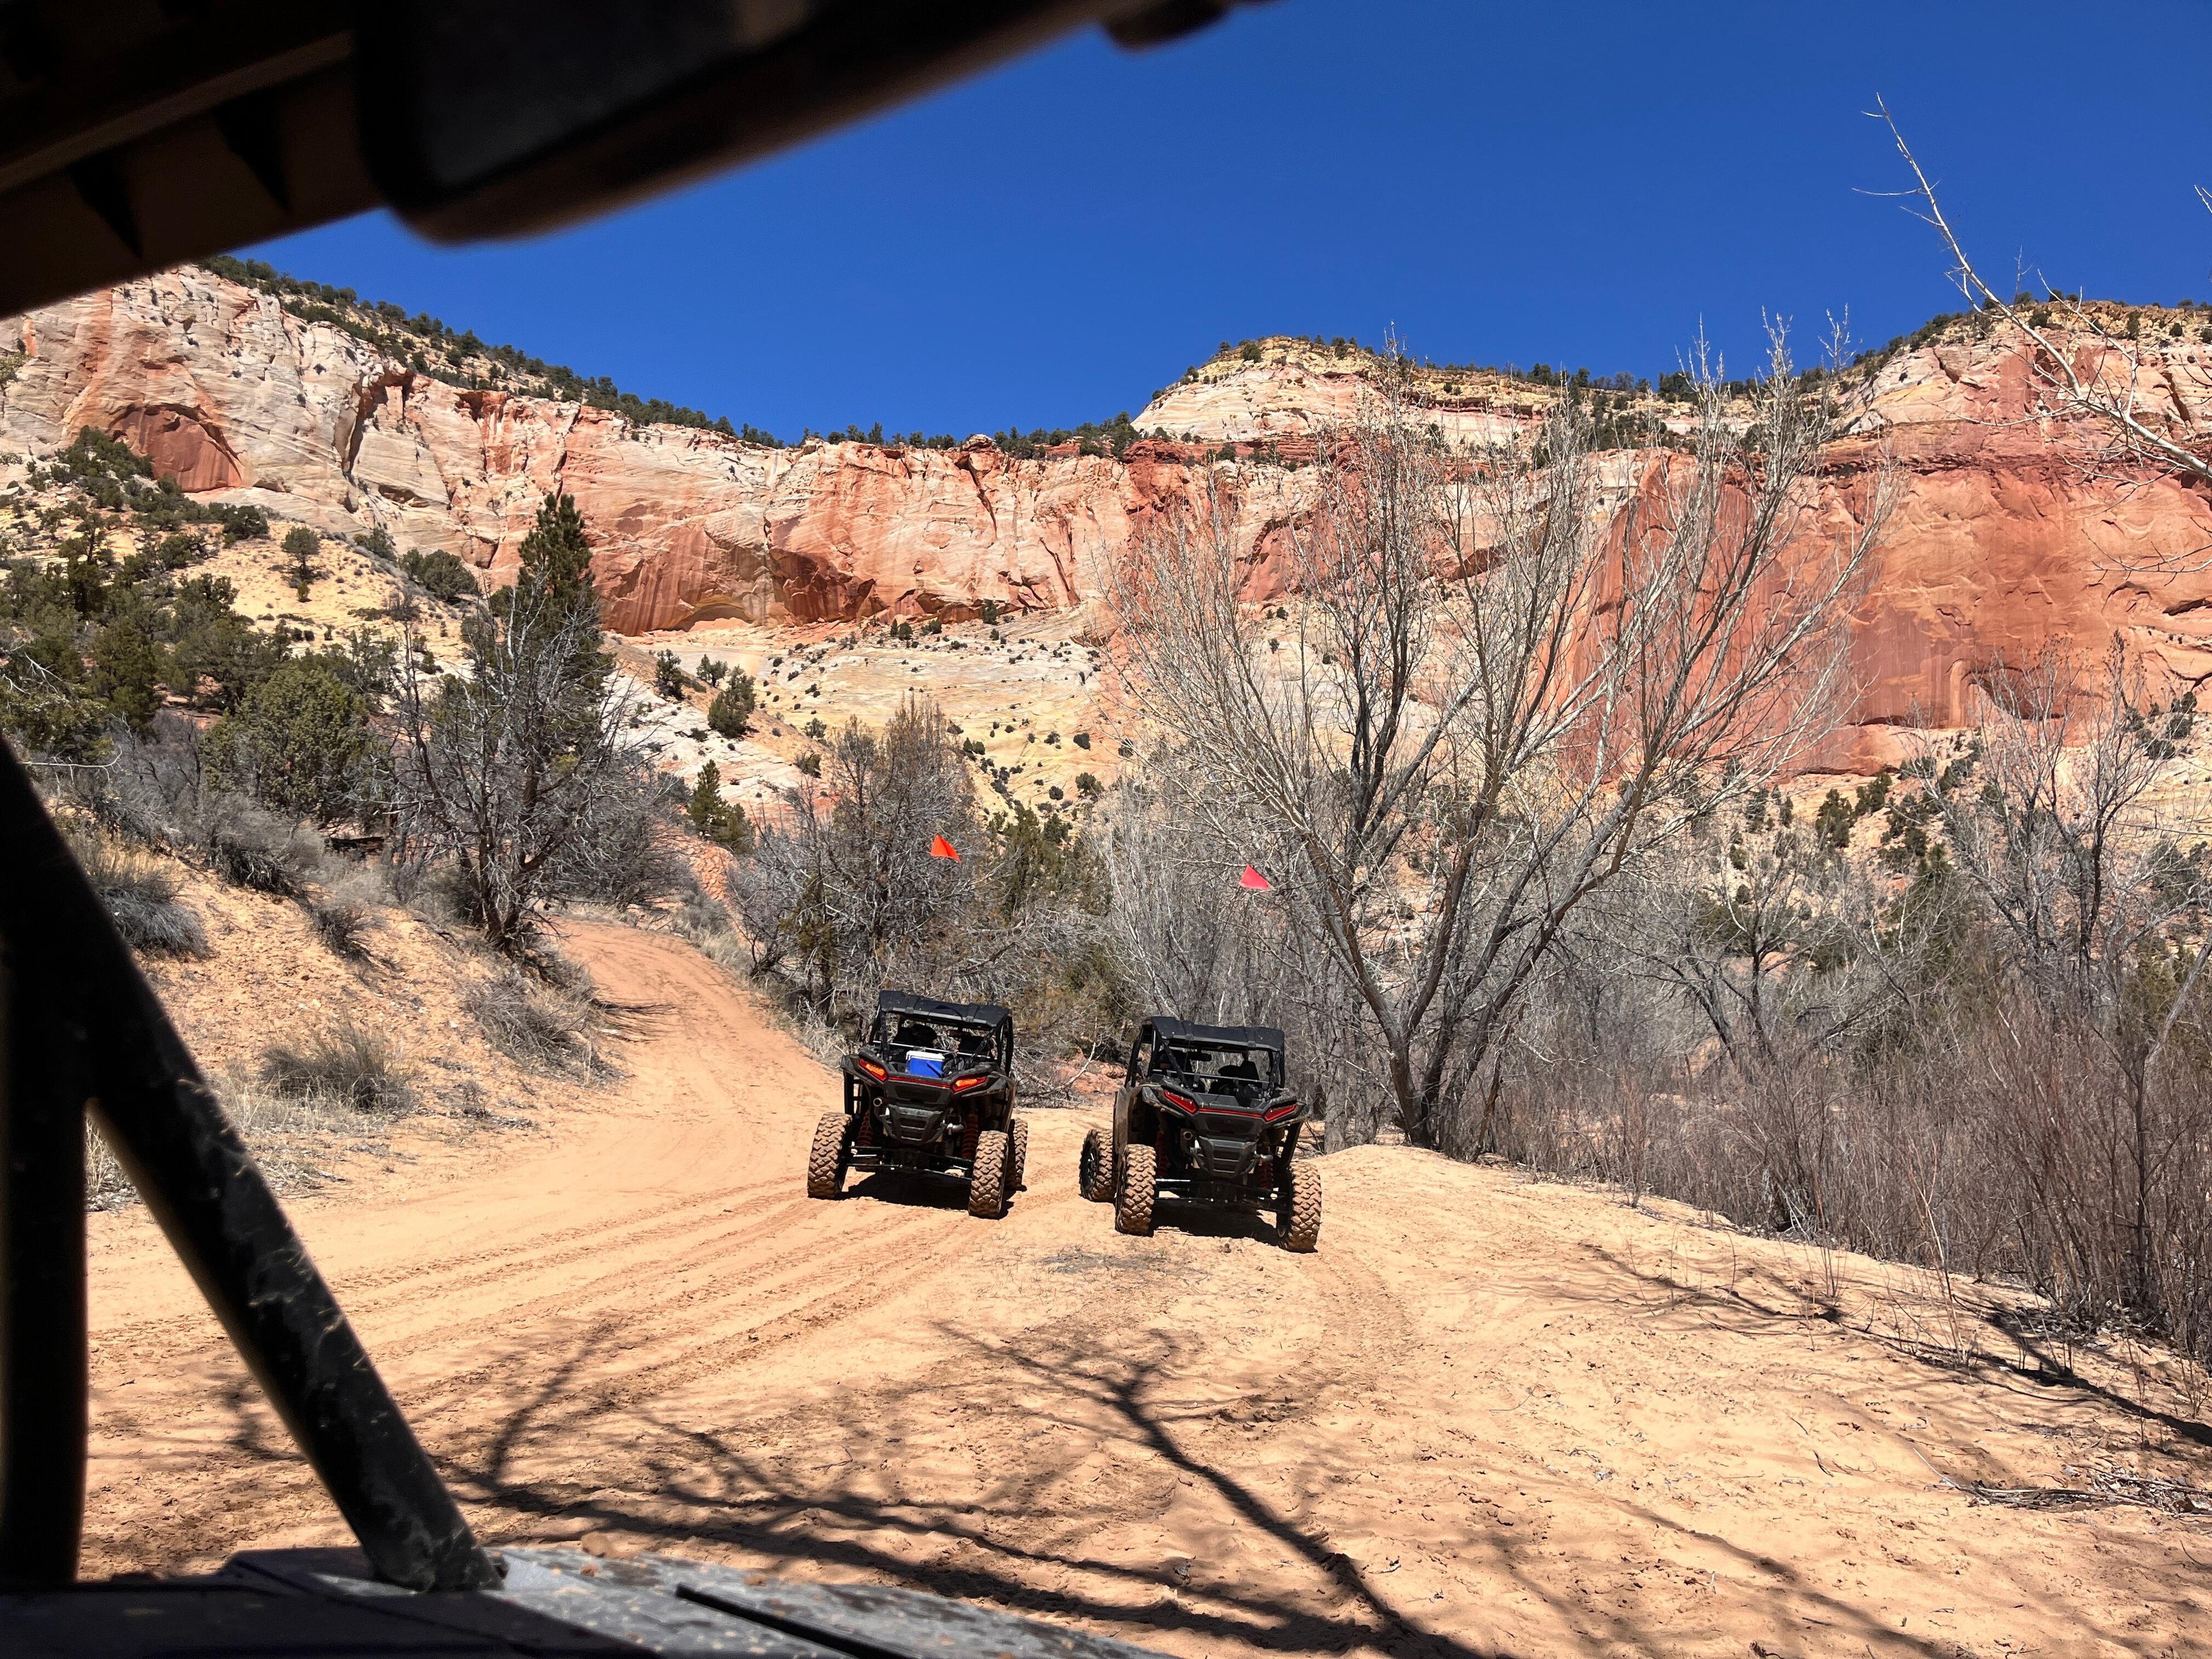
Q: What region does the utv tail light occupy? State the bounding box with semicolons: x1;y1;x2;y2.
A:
1264;1101;1298;1122
1162;1089;1195;1111
952;1074;988;1092
858;1059;887;1081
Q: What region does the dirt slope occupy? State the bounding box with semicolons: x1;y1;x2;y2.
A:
85;924;2209;1658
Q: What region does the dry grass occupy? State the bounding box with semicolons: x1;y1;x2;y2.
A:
259;1020;416;1115
66;823;206;957
85;1080;402;1209
465;963;612;1077
307;896;374;960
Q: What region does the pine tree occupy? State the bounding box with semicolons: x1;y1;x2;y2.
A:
514;491;596;616
685;759;753;851
688;760;725;834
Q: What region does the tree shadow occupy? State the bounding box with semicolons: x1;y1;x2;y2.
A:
408;1313;2026;1659
1585;1241;2212;1456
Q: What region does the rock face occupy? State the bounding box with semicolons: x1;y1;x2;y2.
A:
0;267;1310;636
1813;324;2212;767
3;266;2210;766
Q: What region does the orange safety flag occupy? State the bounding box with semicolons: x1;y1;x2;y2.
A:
930;835;961;861
1239;865;1272;891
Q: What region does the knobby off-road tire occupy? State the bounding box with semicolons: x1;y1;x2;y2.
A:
1078;1126;1113;1202
806;1111;849;1199
1008;1115;1031;1191
969;1128;1012;1219
1115;1143;1157;1236
1277;1159;1321;1252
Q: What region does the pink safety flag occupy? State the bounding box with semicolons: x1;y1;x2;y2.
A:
1239;865;1272;891
930;835;961;861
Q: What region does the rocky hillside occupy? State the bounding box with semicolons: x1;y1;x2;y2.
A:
5;265;2211;771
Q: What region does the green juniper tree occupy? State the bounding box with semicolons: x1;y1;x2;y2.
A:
686;759;754;853
282;525;317;599
708;672;755;737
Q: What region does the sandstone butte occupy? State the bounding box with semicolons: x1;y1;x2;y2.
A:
5;263;2211;771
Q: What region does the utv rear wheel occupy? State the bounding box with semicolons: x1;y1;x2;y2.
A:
1277;1160;1321;1253
806;1112;849;1199
1115;1143;1157;1236
1009;1115;1030;1192
968;1129;1011;1219
1078;1127;1113;1202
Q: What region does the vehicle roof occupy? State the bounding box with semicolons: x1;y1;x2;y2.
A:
1141;1016;1287;1054
877;988;1014;1033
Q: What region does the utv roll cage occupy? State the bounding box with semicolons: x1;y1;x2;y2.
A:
1131;1017;1287;1092
870;990;1015;1071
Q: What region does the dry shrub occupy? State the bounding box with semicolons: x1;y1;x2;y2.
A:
66;823;206;957
1493;965;2212;1378
260;1021;416;1115
88;1075;406;1211
309;899;373;959
204;798;323;896
467;963;608;1077
85;1123;132;1209
306;866;387;960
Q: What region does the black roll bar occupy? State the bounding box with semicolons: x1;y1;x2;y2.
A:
0;741;495;1592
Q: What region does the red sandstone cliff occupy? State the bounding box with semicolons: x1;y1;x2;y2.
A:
0;267;1309;636
3;266;2210;766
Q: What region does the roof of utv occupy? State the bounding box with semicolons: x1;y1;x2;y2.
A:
1143;1016;1287;1054
877;988;1014;1034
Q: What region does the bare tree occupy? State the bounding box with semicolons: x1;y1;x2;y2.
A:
1098;765;1378;1144
1115;333;1889;1152
392;584;643;953
1922;646;2212;1304
1604;794;1931;1071
732;694;982;1019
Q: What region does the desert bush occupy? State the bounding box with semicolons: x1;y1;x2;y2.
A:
402;548;479;602
66;823;204;956
260;1021;415;1114
282;525;318;596
85;1123;132;1209
685;760;753;852
202;793;325;895
466;962;607;1075
653;649;689;699
707;675;755;737
204;655;380;823
1473;652;2212;1375
308;896;374;959
73;718;324;899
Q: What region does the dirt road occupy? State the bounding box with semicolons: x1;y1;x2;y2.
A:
85;924;2209;1658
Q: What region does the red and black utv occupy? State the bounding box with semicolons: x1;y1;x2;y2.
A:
811;990;1026;1217
1079;1017;1320;1252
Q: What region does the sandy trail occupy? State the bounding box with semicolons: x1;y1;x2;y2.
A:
85;924;2210;1658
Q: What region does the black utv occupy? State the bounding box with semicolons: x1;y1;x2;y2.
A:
811;990;1027;1217
1079;1017;1320;1252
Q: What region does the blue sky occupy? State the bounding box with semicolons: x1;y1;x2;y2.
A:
252;0;2212;442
